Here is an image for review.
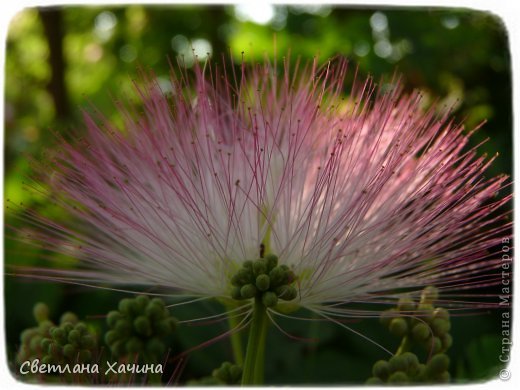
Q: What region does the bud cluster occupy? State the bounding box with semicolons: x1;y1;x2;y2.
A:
380;286;452;354
230;255;297;307
367;352;450;384
212;361;243;384
104;295;177;361
367;286;452;384
17;303;97;369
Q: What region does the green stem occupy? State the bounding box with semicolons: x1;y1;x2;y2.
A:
396;336;412;355
241;297;269;385
227;307;244;366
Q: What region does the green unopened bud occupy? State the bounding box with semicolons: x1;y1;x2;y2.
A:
155;318;175;336
115;319;132;336
21;329;37;344
401;352;420;376
229;365;243;383
253;259;267;276
411;323;430;341
150;298;165;310
433;308;450;321
431;318;451;336
81;334;95;349
265;254;278;270
41;355;54;365
111;340;126;356
60;312;78;325
397;296;416;313
366;377;384;385
256;274;270;291
437;371;451;383
240;284;257;299
33;303;50;323
388;355;408;373
424;336;443;354
51;328;66;344
63;343;77;359
41;338;52;351
135;295;150;310
421;286;439;304
39;320;54;332
68;329;81;344
425;353;449;377
389;318;408;337
441;333;453;350
372;360;390;380
276;285;297;301
388;371;409;384
262;291;278;307
134;316;152;337
237;268;253;284
126;337;144;353
107;311;121;327
29;336;43;352
231;286;242;300
75;323;87;334
243;260;253;270
118;298;134;315
416;303;435;322
145;302;164;319
269;266;285;286
105;330;118;345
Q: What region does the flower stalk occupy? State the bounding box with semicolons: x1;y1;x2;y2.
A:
241;297;269;385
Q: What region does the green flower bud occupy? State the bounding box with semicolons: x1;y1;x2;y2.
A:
243;260;253;270
372;360;390;380
425;353;449;377
276;285;297;301
33;303;50;323
401;352;420;376
134;316;152;337
389;318;408;337
433;307;450;321
253;259;267;276
118;298;135;315
256;274;270;291
135;295;150;310
388;355;407;373
388;371;409;384
229;365;243;383
62;322;74;334
269;266;285;286
126;337;144;353
240;284;257;299
237;268;253;284
105;330;119;345
441;333;453;350
436;371;451;383
231;286;242;300
416;303;435;322
60;312;78;325
145;302;164;319
411;323;430;341
265;254;278;271
39;320;54;332
68;329;81;344
74;323;87;334
41;338;52;351
63;343;77;359
431;318;451;336
155;318;174;336
397;296;416;313
41;355;54;365
51;328;66;344
420;286;439;305
262;291;278;307
81;334;96;349
366;377;384;385
106;311;121;327
115;319;132;336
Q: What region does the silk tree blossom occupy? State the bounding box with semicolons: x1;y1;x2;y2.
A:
15;57;510;324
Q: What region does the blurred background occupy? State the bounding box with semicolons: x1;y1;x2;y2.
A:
4;5;512;384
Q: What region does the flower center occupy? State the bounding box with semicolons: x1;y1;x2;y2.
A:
230;254;298;307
